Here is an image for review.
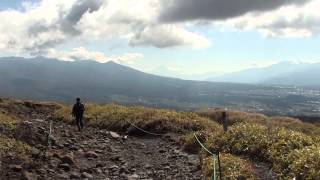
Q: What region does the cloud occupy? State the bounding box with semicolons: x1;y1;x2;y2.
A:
0;0;211;57
129;24;211;49
44;47;144;64
25;0;104;51
159;0;309;22
218;0;320;37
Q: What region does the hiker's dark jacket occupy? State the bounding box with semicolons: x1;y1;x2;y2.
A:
72;103;85;117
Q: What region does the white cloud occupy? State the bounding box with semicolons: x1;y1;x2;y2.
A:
216;0;320;38
129;24;211;49
0;0;211;58
44;47;144;64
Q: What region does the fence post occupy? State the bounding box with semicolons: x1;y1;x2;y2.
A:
217;151;222;179
222;111;228;132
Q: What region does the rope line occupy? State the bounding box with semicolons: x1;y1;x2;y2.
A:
193;133;216;156
124;119;165;136
213;157;216;180
47;119;53;147
193;133;220;180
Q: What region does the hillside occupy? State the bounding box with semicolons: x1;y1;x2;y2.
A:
1;98;320;179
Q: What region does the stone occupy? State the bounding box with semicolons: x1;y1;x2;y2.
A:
95;162;105;168
10;165;23;172
60;155;74;165
94;149;104;154
31;148;40;159
57;173;69;179
70;172;81;179
109;131;121;139
127;173;140;180
52;153;61;159
22;171;36;180
145;164;152;169
58;163;71;171
85;151;99;158
108;165;119;171
36;168;46;174
81;172;93;179
96;168;102;174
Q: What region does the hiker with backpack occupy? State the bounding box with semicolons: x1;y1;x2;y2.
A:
72;98;85;131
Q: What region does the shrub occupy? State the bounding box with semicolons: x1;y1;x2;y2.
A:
0;135;31;158
54;103;222;135
288;145;320;179
269;129;314;177
201;152;255;179
0;112;17;131
197;109;320;136
197;108;268;126
208;123;270;159
205;123;315;178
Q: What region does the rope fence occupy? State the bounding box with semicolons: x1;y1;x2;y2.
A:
47;119;53;147
124;119;165;136
194;133;222;180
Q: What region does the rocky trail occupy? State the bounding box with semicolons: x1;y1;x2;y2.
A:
0;101;278;180
1;108;202;180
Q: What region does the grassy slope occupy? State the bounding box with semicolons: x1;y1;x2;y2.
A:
54;103;320;179
1;98;320;179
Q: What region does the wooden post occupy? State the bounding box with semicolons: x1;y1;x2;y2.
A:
222;111;228;132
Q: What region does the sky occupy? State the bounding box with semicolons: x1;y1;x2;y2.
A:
0;0;319;80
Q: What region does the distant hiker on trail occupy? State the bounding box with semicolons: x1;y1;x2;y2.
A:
72;98;85;131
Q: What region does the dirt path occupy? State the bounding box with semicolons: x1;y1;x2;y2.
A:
251;161;277;180
3;116;202;179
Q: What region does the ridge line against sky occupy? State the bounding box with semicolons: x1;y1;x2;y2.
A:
0;0;319;80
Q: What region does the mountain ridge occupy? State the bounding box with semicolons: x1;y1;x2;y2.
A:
207;61;319;86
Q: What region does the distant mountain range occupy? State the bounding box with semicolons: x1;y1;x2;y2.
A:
0;56;258;109
207;61;320;87
1;57;320;116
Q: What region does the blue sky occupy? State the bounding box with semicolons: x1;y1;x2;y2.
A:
0;0;319;80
